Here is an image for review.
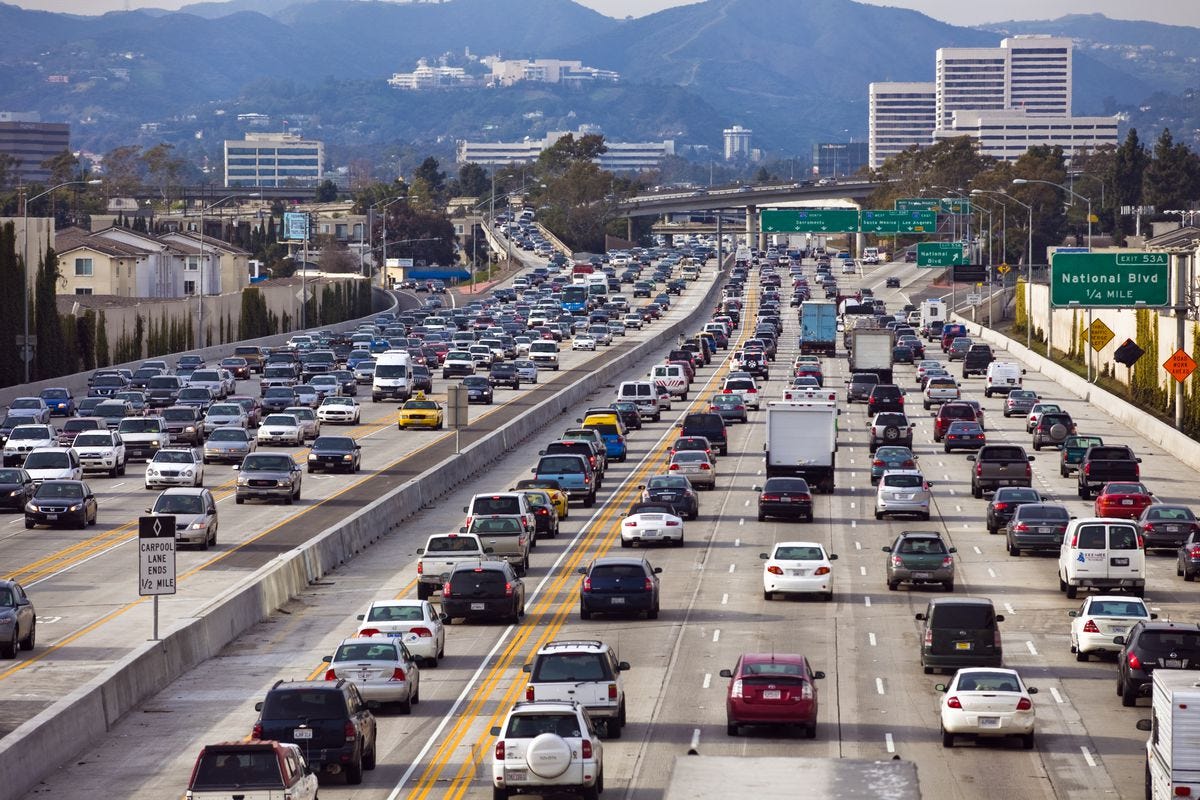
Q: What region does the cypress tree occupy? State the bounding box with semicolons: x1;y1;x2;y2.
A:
0;223;22;387
76;310;96;371
95;309;110;367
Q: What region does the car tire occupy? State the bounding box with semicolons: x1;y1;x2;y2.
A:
874;510;883;520
607;717;622;739
726;721;739;736
1021;732;1035;750
363;740;378;769
1065;585;1078;599
620;538;631;548
942;727;954;748
887;581;898;591
972;484;983;499
943;581;954;592
1008;542;1020;557
580;605;592;620
398;694;412;714
0;631;16;659
805;724;817;740
1076;648;1089;662
417;582;432;600
19;621;35;651
1187;570;1196;583
1122;681;1138;707
345;752;364;785
648;605;659;620
763;590;772;601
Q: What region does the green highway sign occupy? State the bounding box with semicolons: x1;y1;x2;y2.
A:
895;198;942;213
917;242;969;267
941;198;972;215
860;209;937;234
761;208;860;233
1050;252;1170;307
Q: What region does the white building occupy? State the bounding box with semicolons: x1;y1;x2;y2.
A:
224;132;324;188
482;57;619;87
723;125;752;161
868;81;936;168
935;47;1008;130
932;109;1117;162
1003;35;1072;117
388;58;470;90
457;129;674;171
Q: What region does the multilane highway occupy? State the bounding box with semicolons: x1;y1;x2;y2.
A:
16;255;1197;800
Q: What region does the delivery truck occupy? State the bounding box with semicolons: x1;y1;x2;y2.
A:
764;400;838;493
799;300;838;356
1136;670;1200;800
849;329;895;384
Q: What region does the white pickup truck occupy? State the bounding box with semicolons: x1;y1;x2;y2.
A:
415;532;493;599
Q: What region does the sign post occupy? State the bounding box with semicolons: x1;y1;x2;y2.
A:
446;384;469;454
138;515;176;641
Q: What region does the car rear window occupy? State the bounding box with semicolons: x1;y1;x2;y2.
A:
982;447;1025;460
505;713;582;738
191;748;283;790
449;569;507;593
538;456;584;473
533;653;610;682
940;405;976;420
1088;447;1131;460
472;496;521;515
261;688;346;720
1015;505;1070;522
1136;630;1200;655
590;563;648;580
931;604;994;628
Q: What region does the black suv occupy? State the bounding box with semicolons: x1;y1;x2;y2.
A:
867;384;906;415
915;597;1004;674
442;560;526;623
1115;621;1200;706
252;679;378;784
489;362;521;389
679;412;728;456
578;556;662;620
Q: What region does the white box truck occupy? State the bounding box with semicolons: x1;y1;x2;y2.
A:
920;299;946;329
764;400;838;493
849;329;895;384
1136;670;1200;799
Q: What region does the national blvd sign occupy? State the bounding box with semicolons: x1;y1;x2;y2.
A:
916;242;968;267
1050;252;1170;308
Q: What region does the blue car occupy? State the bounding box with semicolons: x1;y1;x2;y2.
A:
532;453;596;507
870;445;917;485
39;388;76;417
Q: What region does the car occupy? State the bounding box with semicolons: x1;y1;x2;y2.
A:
1068;595;1155;661
488;700;604;800
1003;390;1040;417
578;555;661;619
257;413;303;447
0;468;35;512
755;477;814;522
185;740;318;800
1094;481;1155;520
1025;403;1062;433
513;359;539;384
218;356;251;380
943;420;986;452
3;424;57;467
719;652;824;738
985;486;1041;534
946;337;973;361
885;276;901;288
147;487;218;549
23;479;98;529
620;502;684;547
21;447;82;484
463;375;494;405
638;475;698;520
936;668;1037;749
870;445;917;485
916;597;1005;673
884;531;956;591
923;377;960;409
760;541;836;601
667;450;716;490
201;403;248;436
932;402;978;442
521;640;629;738
251;679;377;784
442;560;526;623
489;362;522;389
201;427;256;465
316;396;361;425
608;401;642;431
234;452;302;505
144;447;204;489
1005;502;1072;556
722;376;760;409
572;334;597;351
396;395;444;430
866;384;906;415
355;598;447;666
7;397;52;425
708;393;748;423
868;412;914;452
38;388;75;417
1031;411;1076;450
1114;621;1200;706
0;579;35;658
322;635;421;712
307;435;361;474
875;469;932;520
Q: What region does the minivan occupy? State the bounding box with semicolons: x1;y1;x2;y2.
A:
617;380;659;421
678;412;729;456
1058;518;1145;598
463;492;535;533
915;597;1005;673
984;361;1025;397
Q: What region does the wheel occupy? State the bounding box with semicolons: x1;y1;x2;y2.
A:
942;727;954;748
493;787;511;800
972;484;983;499
1008;542;1020;557
620;539;631;548
1122;680;1138;707
0;631;15;659
647;605;659;620
235;496;245;505
1065;584;1078;599
1033;441;1041;451
580;605;592;620
345;752;364;785
887;581;898;591
874;510;883;520
1076;649;1089;662
923;665;933;674
585;492;596;508
109;464;119;478
75;510;87;529
363;741;377;769
824;591;833;602
943;581;954;592
398;694;412;714
726;721;739;736
757;512;766;522
1021;732;1035;750
805;724;817;740
18;621;34;651
606;717;622;739
1187;570;1197;583
119;460;126;476
763;590;772;601
284;493;294;505
987;524;997;535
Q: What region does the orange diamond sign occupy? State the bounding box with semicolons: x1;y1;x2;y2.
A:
1163;349;1197;383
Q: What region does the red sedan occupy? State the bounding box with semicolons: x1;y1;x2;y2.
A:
1094;481;1156;520
718;652;825;739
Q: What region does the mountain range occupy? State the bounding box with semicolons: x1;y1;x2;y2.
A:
0;0;1196;172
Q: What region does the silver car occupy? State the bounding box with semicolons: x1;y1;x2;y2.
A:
667;450;717;490
202;403;248;435
148;487;218;549
323;635;420;710
284;406;321;441
513;359;539;384
235;451;302;505
874;469;932;521
202;426;256;465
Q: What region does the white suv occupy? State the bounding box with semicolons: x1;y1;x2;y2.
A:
489;700;604;800
521;640;629;738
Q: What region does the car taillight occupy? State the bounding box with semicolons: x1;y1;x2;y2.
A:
723;388;731;393
410;627;432;638
505;582;514;597
1016;697;1033;711
993;503;1008;511
872;460;884;467
581;739;593;759
800;681;814;700
700;463;711;470
994;630;1003;649
344;721;357;742
1137;535;1145;548
814;566;831;576
624;520;638;526
762;494;780;501
391;667;407;682
669;464;680;470
644;578;654;591
902;460;915;467
442;581;452;597
942;557;954;568
608;683;618;700
666;519;681;526
495;740;506;760
252;722;263;738
1084;463;1091;476
358;628;381;637
1128;652;1142;670
710;405;719;412
767;565;784;575
582;577;592;591
1083;620;1100;633
1024;463;1032;477
1142;523;1155;532
1190;545;1200;558
946;696;962;709
325;669;337;680
1013;523;1029;532
975;463;983;476
731;679;743;698
417;561;424;574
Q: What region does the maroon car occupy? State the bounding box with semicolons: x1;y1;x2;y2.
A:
719;652;825;738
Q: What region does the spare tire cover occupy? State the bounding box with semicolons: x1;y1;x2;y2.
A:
525;733;573;778
1049;423;1068;441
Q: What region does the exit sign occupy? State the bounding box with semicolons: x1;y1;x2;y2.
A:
1051;252;1170;308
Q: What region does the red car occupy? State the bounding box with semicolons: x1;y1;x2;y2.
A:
719;652;825;739
1094;481;1156;520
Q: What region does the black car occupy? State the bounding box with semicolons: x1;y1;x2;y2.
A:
1115;621;1200;706
0;416;20;448
24;480;98;530
307;435;361;474
0;468;35;511
640;475;698;520
489;363;521;389
1006;503;1072;556
986;486;1042;534
679;412;728;456
410;365;433;394
892;345;914;365
885;276;901;288
755;477;814;522
442;561;525;622
252;679;378;784
261;388;299;415
916;597;1005;674
578;556;662;620
846;372;880;404
962;345;995;378
462;376;494;405
331;369;358;396
867;384;906;415
609;401;642;431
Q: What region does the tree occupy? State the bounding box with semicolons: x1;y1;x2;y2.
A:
75;310;96;371
1143;129;1200;214
141;143;186;202
753;166;772;184
455;162;490;197
318;241;358;273
1112;129;1148;213
1011;145;1069;262
0;223;22;386
95;309;110;367
537;133;607;177
33;246;65;380
315;179;340;202
41;150;80;186
413;157;446;196
0;153;17;191
101;145;144;197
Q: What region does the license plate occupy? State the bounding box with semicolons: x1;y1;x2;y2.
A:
46;514;58;520
506;769;528;782
1038;527;1052;534
610;597;625;605
780;495;790;501
294;728;313;739
978;716;1001;728
912;572;932;579
1111;626;1128;634
1121;499;1133;506
470;602;486;611
1111;557;1130;567
1166;525;1182;533
790;569;809;576
1165;659;1183;669
762;689;782;700
955;641;973;651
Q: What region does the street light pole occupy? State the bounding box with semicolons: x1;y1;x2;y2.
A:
973;189;1033;349
197;192;257;349
21;178;102;382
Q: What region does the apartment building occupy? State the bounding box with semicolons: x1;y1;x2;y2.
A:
868;82;937;168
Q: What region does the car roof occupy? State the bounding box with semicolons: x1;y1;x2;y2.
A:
590;556;652;567
536;639;608;654
772;540;825;549
928;597;995;607
739;652;810;666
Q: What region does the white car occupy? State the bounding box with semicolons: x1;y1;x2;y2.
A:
760;541;837;601
355;598;447;666
71;430;127;477
489;700;604;800
923;377;961;409
936;668;1037;749
257;414;303;446
572;335;597;351
322;635;420;712
22;447;83;483
875;469;932;521
623;313;643;330
620;503;684;547
144;447;205;489
468;345;494;368
1026;403;1062;433
512;359;539;385
3;424;58;467
1068;595;1154;661
317;396;361;425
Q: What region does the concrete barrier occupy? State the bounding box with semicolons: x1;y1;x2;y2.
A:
953;314;1200;471
0;263;728;798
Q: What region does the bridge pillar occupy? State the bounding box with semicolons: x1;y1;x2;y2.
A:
627;217;634;241
855;231;865;258
745;205;756;250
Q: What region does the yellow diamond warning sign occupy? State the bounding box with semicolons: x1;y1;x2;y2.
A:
1087;319;1114;352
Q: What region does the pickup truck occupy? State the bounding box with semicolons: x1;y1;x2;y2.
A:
1077;445;1141;499
967;444;1034;498
1060;435;1103;477
415;532;492;599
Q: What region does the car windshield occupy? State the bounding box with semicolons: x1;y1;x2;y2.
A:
9;428;48;440
671;451;708;464
153;451;194;464
932;604;994;627
874;447;911;461
72;433;112;447
242;456;293;471
883;474;924;489
333;642;399;662
1015;505;1070;522
23;452;69;469
314;437;354;451
533;653;609;682
405;401;438;410
262;415;297;427
947;422;981;433
1089;600;1149;617
207;405;240;416
34;482;83;499
538;456;584;473
41;390;68;399
118;419;162;433
264;388;294;399
155;494;204;514
10;399;40;410
0;469;24;482
1146;507;1196;521
208;429;248;442
1106;483;1147;494
774;546;825;560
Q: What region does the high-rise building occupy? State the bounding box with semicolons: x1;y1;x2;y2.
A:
456;129;674;171
935;47;1008;130
1002;35;1072;116
0;119;70;184
723;125;752;161
868;82;936;168
224;133;324;188
812;142;868;178
932;109;1116;161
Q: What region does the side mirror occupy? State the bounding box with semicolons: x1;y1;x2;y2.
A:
718;669;733;678
1151;613;1159;620
522;663;532;673
490;726;501;736
828;554;838;561
882;546;892;553
948;547;957;553
577;567;587;575
935;683;948;692
416;548;425;555
144;507;152;514
618;661;631;671
322;655;332;663
759;553;769;560
1028;455;1035;462
1027;687;1039;695
915;613;926;621
254;701;264;711
232;464;239;470
1136;718;1153;732
1068;610;1078;617
458;526;468;533
966;455;976;462
995;614;1005;622
653;567;663;574
356;614;365;621
1136;458;1143;463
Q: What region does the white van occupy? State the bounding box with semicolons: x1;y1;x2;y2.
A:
650;364;688;400
371;352;412;403
617;380;660;421
1058;518;1145;598
984;361;1025;397
529;340;559;371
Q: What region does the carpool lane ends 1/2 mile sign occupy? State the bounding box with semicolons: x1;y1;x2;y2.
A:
1051;252;1170;308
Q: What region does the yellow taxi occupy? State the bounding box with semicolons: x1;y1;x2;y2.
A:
397;392;444;430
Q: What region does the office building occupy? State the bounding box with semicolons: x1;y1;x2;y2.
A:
812;142;868;178
484;57;619;87
868;82;936;168
1003;35;1072;116
723;125;752;161
0;119;70;184
224;133;324;188
932;109;1118;162
935;47;1008;130
457;129;674;171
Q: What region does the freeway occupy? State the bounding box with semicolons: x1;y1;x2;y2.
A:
18;255;1196;800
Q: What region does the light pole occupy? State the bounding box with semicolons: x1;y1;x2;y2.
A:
1013;178;1092;252
973;189;1034;349
372;196;408;287
21;178;102;382
197;192;258;350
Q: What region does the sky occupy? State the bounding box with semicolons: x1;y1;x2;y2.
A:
12;0;1200;28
